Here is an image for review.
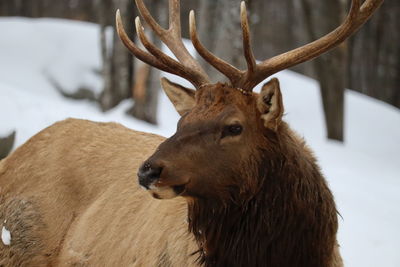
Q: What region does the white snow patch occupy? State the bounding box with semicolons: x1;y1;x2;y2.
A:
1;221;11;246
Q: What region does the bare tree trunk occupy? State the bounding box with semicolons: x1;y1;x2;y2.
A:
198;0;246;83
249;0;311;75
98;0;134;111
127;0;168;124
315;51;346;141
301;0;346;141
127;31;159;124
349;0;400;107
99;0;114;109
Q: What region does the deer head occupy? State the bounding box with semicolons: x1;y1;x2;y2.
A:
116;0;383;200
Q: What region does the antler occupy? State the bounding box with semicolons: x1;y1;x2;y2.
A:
116;0;210;88
190;0;384;91
117;0;383;92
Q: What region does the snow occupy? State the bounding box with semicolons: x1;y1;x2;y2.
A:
1;221;11;246
0;17;399;266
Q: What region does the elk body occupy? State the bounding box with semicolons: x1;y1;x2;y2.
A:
0;0;382;266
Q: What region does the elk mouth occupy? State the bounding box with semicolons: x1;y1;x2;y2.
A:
146;181;189;199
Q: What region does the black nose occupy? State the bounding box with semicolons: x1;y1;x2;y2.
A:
138;162;163;189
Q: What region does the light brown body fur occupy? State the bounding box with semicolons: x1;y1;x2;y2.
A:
0;119;199;266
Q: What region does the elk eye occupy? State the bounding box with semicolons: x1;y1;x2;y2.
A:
222;124;243;138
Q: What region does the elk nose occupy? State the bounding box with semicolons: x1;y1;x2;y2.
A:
137;162;162;189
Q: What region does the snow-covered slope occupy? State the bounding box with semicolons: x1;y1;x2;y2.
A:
0;17;399;267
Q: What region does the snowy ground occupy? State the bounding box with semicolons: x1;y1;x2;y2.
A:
0;18;399;266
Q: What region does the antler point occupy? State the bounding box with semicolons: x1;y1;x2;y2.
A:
241;1;246;11
190;10;196;22
115;10;123;32
189;10;196;31
135;17;144;32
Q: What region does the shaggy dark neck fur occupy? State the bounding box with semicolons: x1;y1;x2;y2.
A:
188;126;338;267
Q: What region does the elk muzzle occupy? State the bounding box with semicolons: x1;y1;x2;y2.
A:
137;162;162;189
137;159;188;199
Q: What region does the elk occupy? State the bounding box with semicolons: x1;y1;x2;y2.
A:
0;0;382;266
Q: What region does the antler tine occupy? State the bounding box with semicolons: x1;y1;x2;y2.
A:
116;10;178;75
135;0;165;37
189;10;243;85
135;17;176;67
168;0;181;33
135;17;200;83
241;0;383;90
240;2;257;75
358;0;383;22
349;0;362;20
135;0;210;87
117;10;206;86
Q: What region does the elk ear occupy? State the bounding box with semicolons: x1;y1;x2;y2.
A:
257;78;284;131
161;77;196;116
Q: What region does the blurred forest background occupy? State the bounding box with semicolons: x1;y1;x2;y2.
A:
0;0;399;158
